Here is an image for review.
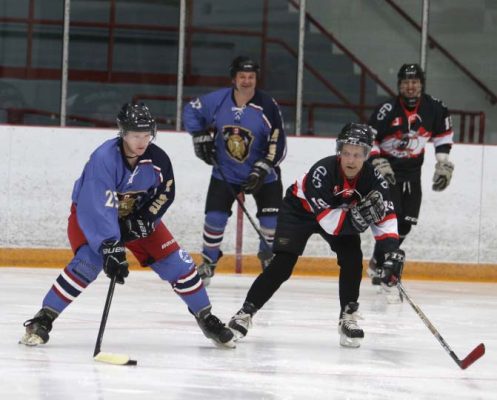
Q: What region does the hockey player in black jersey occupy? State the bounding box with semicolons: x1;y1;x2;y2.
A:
367;63;454;284
228;123;405;348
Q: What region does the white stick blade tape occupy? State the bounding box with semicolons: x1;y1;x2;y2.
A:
94;352;132;365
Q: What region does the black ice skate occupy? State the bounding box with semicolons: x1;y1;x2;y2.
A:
228;301;257;340
19;308;58;346
195;307;235;348
338;302;364;348
197;252;222;287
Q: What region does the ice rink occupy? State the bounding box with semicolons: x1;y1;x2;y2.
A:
1;267;496;400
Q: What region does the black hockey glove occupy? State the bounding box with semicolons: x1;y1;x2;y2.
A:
349;190;386;233
371;157;396;186
101;240;129;285
119;215;155;243
432;160;454;191
192;130;216;165
381;249;405;287
243;159;273;195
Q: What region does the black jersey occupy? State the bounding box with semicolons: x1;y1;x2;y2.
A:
368;94;453;181
286;155;399;253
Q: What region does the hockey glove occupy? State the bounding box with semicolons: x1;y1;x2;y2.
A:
372;157;396;186
119;216;155;243
243;159;273;194
192;130;216;165
101;240;129;284
381;249;405;287
349;190;386;233
432;160;454;191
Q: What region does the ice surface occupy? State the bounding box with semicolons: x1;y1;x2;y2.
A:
1;267;496;399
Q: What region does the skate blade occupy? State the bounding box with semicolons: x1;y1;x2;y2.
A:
212;338;236;349
340;335;362;348
19;333;45;346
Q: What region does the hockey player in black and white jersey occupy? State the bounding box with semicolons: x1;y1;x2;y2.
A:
367;63;454;284
228;123;405;348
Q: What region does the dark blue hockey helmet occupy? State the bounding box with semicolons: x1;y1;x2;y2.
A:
117;102;157;138
229;56;260;78
336;123;374;156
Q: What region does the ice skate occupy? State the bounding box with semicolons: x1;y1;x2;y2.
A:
228;302;257;340
338;302;364;348
19;308;58;346
195;307;235;348
196;252;222;286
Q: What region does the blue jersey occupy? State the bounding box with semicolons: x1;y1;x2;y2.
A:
183;87;287;185
71;138;175;253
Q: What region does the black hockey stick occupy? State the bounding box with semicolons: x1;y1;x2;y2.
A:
397;282;485;369
212;159;272;253
93;275;137;366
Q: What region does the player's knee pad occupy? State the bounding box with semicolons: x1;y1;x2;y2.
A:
205;211;229;231
68;245;103;283
258;215;277;230
151;249;202;292
44;245;100;311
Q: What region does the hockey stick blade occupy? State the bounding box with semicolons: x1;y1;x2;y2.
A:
458;343;485;370
94;351;137;366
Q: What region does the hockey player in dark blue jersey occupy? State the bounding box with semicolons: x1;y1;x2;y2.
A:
20;103;235;348
183;55;287;285
228;123;405;348
367;64;454;285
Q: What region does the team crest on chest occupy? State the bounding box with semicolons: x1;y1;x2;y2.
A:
117;192;145;218
223;125;254;162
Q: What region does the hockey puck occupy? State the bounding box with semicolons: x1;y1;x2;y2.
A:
126;359;138;366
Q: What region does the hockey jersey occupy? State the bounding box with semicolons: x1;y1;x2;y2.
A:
287;155;399;253
183;87;287;185
368;94;453;181
71;138;175;253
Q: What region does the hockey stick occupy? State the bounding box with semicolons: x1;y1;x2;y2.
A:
212;159;272;253
397;282;485;369
93;275;137;366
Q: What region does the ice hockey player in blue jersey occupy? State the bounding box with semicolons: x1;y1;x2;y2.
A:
367;64;454;285
183;55;287;285
20;103;235;349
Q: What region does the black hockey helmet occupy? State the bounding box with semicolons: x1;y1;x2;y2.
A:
336;123;373;156
397;63;425;86
117;102;157;138
397;63;425;107
229;56;260;78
